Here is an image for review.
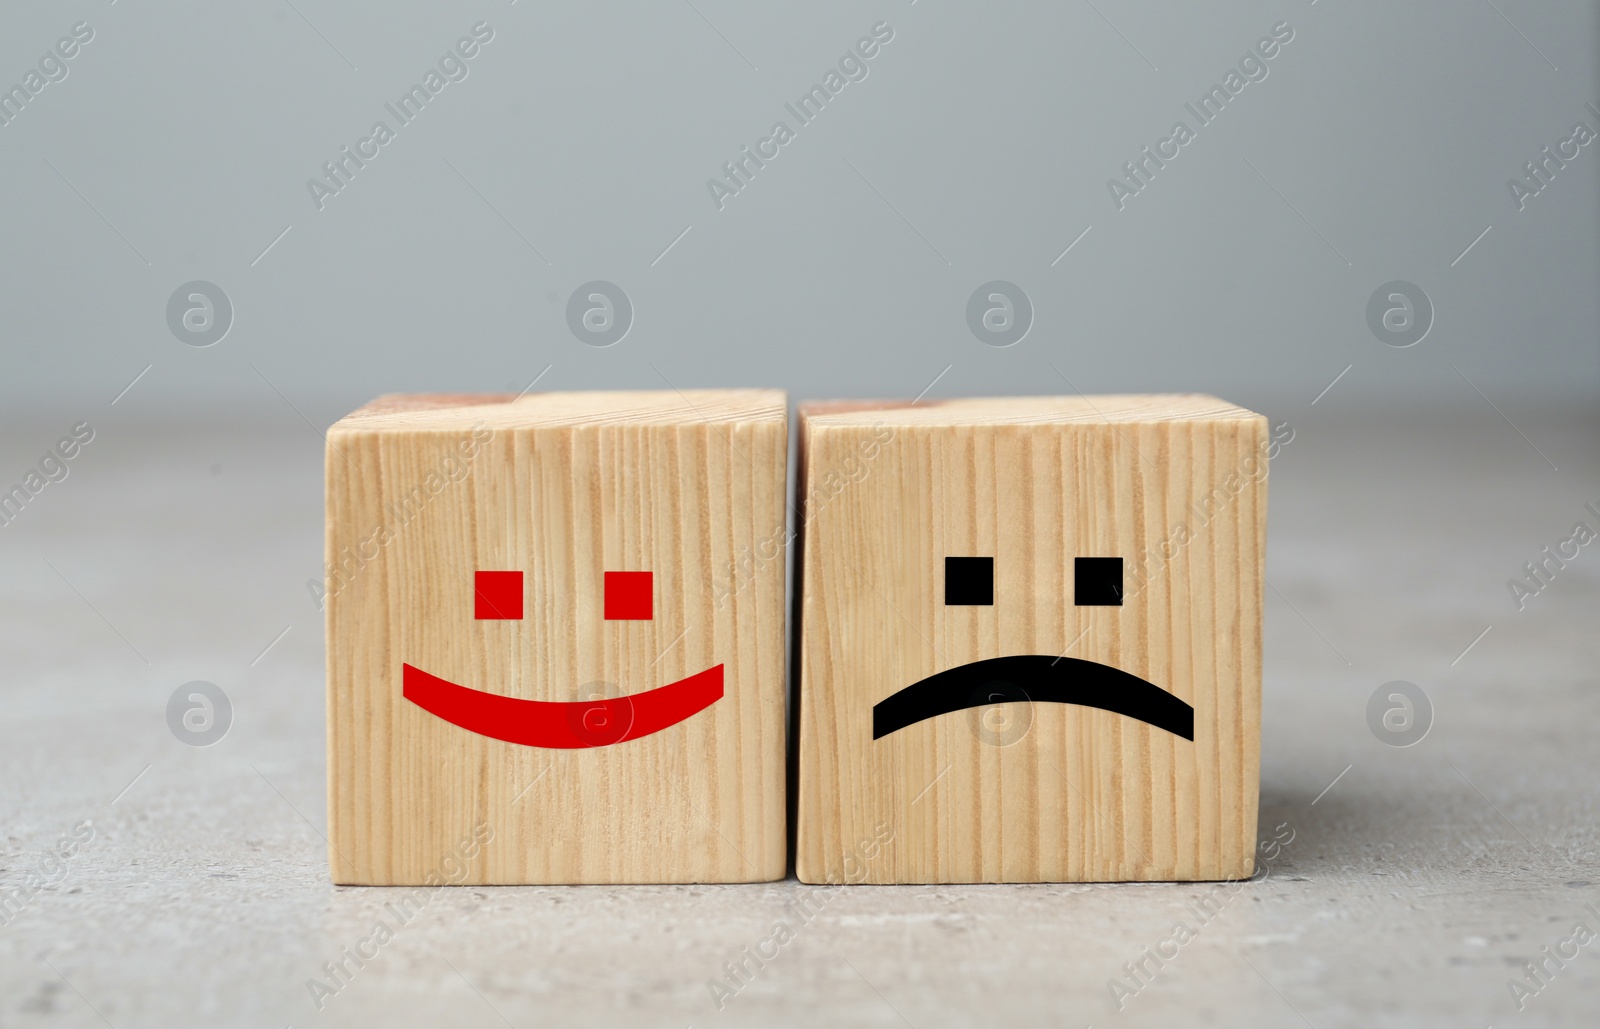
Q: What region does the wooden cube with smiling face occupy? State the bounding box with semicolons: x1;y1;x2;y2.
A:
325;390;788;884
794;395;1270;883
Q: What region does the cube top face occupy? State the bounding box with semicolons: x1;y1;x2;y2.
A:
326;391;788;884
335;388;785;431
795;395;1267;884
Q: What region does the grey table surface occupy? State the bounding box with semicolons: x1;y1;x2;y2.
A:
0;404;1595;1028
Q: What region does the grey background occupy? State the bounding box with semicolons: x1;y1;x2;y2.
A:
1;2;1597;1028
0;0;1595;417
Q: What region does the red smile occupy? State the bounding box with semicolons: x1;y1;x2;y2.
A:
402;663;724;748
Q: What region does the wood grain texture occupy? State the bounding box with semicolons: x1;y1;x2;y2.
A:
326;390;788;884
794;395;1268;883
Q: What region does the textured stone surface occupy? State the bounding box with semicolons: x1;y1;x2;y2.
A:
0;406;1595;1027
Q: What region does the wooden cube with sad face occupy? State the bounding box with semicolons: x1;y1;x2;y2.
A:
325;391;788;884
794;395;1270;883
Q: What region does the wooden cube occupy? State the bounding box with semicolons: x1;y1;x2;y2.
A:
325;391;788;884
794;395;1268;883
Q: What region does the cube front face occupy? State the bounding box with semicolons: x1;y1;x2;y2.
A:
795;396;1267;883
326;391;787;884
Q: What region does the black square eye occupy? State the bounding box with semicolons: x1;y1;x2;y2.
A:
1075;557;1123;606
945;557;993;606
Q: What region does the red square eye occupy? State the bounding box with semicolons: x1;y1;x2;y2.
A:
604;571;652;620
474;570;523;620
